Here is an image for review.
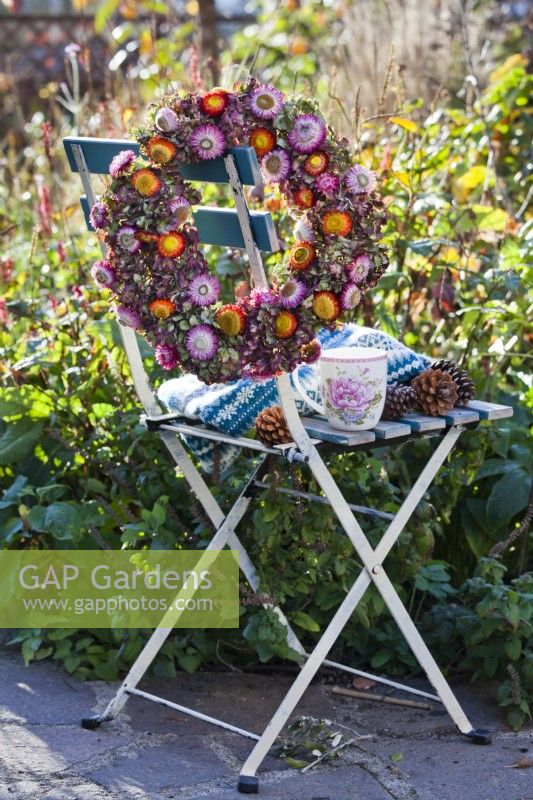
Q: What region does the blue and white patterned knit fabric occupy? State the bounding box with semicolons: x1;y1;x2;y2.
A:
158;324;430;472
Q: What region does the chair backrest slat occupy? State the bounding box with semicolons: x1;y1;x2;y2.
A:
63;137;262;185
79;196;279;253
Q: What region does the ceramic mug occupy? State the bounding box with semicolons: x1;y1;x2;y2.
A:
294;346;388;431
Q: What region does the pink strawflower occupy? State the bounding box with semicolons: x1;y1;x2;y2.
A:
168;196;190;227
261;148;291;183
287;114;326;154
315;172;340;195
116;226;141;253
115;305;142;329
189;124;226;160
345;165;376;194
109;149;136;177
185;324;219;360
89;202;109;230
155;343;179;370
155;107;179;132
349;254;371;283
249;287;275;307
248;84;284;120
278;278;307;309
91;259;116;289
340;283;362;310
293;218;314;242
187;273;220;306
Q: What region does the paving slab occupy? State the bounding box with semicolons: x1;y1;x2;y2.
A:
0;637;531;800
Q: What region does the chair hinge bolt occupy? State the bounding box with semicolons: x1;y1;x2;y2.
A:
372;565;381;575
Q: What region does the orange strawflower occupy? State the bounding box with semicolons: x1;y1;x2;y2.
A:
274;310;298;339
216;304;246;336
304;151;329;176
321;210;352;237
293;187;316;209
157;231;186;258
199;90;229;117
249;127;276;157
148;299;176;319
131;169;161;197
288;241;316;271
312;291;340;321
146;136;177;164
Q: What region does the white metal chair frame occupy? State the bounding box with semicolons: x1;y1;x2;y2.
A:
68;141;509;795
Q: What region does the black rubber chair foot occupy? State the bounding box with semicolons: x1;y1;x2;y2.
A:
81;715;102;730
238;776;259;794
464;728;492;745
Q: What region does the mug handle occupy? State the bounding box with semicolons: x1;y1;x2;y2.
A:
292;366;326;416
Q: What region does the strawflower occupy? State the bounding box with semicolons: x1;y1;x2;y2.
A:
131;168;161;197
345;165;376;194
146;136;177;164
188;273;220;306
312;291;340;321
288;241;316;271
186;324;219;360
109;149;136;177
287;114;326;154
155;343;179;370
248;84;284;120
157;231;186;258
321;210;352;237
149;299;176;319
189;124;226;160
274;310;298;339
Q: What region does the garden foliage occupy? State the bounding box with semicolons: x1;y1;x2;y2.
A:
0;4;531;730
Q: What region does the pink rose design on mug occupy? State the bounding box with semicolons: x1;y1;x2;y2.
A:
326;376;375;424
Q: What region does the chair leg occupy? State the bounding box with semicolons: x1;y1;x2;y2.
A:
238;570;370;787
82;495;252;727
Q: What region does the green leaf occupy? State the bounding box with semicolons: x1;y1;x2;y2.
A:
390;753;404;763
292;611;320;632
177;650;202;674
486;468;530;530
284;757;308;769
505;638;521;661
371;649;391;669
0;421;44;465
0;475;28;509
507;709;526;731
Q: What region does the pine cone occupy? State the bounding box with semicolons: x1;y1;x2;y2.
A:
430;359;475;404
255;405;292;445
382;383;417;420
412;368;458;416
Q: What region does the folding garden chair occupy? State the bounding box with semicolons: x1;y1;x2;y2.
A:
64;135;514;794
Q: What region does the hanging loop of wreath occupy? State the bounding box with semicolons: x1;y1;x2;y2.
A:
89;80;388;384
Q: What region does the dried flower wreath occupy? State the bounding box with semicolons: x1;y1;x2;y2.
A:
90;80;388;383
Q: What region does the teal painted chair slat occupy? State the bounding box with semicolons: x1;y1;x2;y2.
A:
193;207;278;252
63;137;262;186
79;197;279;253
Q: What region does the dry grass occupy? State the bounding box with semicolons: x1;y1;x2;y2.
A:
321;0;499;134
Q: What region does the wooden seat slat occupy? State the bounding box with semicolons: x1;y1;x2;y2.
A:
463;400;514;420
397;413;447;432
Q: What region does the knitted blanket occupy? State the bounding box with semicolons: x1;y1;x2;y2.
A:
158;325;431;472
